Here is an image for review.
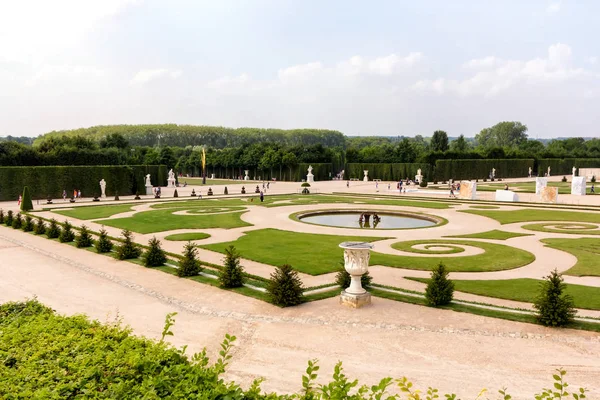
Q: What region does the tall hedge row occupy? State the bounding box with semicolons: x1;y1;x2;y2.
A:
537;158;600;176
0;165;167;201
434;159;534;181
203;163;333;181
344;163;431;181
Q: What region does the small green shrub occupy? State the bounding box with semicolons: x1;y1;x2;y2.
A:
5;210;13;226
224;186;228;195
219;245;245;288
173;189;179;198
177;241;201;277
143;237;167;267
0;209;4;224
95;227;113;253
11;213;23;229
425;262;454;306
116;229;141;260
561;176;567;182
22;215;34;232
335;268;372;289
591;175;596;183
59;221;75;243
46;218;61;239
534;269;576;327
301;182;311;187
20;186;33;212
34;218;46;235
267;264;304;307
419;179;428;188
75;225;94;248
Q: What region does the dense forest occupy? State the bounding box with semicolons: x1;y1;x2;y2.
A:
1;122;599;179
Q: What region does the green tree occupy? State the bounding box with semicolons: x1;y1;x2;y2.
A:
11;213;22;229
59;221;75;243
425;263;454;306
282;152;298;181
430;130;449;152
34;217;46;235
143;237;167;267
75;225;94;248
116;229;141;260
219;246;245;288
95;227;113;253
476;121;528;148
22;215;34;232
335;260;372;289
267;264;304;307
46;218;60;239
534;269;576;327
177;242;201;277
20;186;33;212
450;134;468;152
5;210;14;226
0;209;5;224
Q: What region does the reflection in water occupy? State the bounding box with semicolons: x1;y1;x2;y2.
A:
301;212;436;229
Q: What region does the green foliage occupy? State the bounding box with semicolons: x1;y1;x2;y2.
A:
22;215;34;232
95;227;113;253
219;245;245;288
58;220;75;242
5;210;14;227
46;218;61;239
476;121;528;148
173;189;179;198
20;186;33;211
223;186;228;195
177;241;201;277
11;212;22;229
431;130;449;152
434;159;534;181
301;182;311;187
534;369;587;400
425;263;454;306
345;163;431;181
0;209;4;224
267;264;305;307
538;158;600;176
143;236;167;267
115;229;142;260
419;179;428;187
561;176;567;182
335;268;372;289
75;225;94;248
534;269;576;327
591;175;596;183
34;217;46;235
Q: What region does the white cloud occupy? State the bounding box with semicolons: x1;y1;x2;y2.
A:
277;62;323;83
337;52;422;76
463;56;498;69
546;1;561;14
130;68;182;85
25;65;107;87
589;56;598;65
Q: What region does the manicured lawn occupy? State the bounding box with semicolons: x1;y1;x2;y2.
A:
101;209;251;234
164;232;211;241
446;230;533;240
469;205;500;209
370;240;535;272
201;228;388;275
541;238;600;276
392;240;465;254
408;277;600;310
522;223;600;236
476;181;596;194
462;209;600;224
52;204;135;220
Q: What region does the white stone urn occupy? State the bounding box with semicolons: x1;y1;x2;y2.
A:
363;170;369;182
339;241;373;296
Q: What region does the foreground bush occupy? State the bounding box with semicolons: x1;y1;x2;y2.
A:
143;236;167;267
4;210;13;226
425;262;454;306
267;264;304;307
177;241;201;277
534;269;577;327
11;212;23;229
34;217;46;235
0;299;588;399
46;218;61;239
95;227;113;253
75;225;94;248
335;266;372;289
22;215;34;232
219;245;245;288
0;209;4;224
58;220;75;243
116;229;142;260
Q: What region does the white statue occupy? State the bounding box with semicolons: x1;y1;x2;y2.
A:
307;165;314;183
99;179;106;198
572;166;576;176
528;167;532;177
168;169;175;180
244;170;249;181
547;166;551;176
307;165;313;174
417;168;422;177
167;169;176;188
492;168;496;178
363;170;369;182
145;174;152;186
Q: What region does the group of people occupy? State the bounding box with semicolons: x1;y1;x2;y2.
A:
62;189;82;201
448;182;461;198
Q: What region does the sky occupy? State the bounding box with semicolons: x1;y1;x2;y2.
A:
1;0;599;138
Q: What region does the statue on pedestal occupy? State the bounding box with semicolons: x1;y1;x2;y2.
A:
99;179;106;198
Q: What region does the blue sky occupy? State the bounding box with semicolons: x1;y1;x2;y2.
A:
1;0;599;138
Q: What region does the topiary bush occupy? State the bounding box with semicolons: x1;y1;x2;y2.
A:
116;229;141;260
173;189;179;198
177;241;201;277
5;210;13;227
0;209;4;224
20;186;33;212
219;245;245;288
425;262;454;306
34;217;46;235
534;269;576;327
335;267;372;289
143;237;167;267
419;179;428;188
561;176;567;182
46;218;60;239
59;221;75;243
11;213;23;229
592;175;596;183
267;264;304;307
95;227;113;253
224;187;228;195
22;215;34;232
75;225;94;248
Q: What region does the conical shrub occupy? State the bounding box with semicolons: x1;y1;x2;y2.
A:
4;210;13;226
34;218;46;235
95;227;113;253
46;218;61;239
22;215;34;232
143;237;167;267
11;213;22;229
75;225;94;248
0;209;4;224
59;221;75;243
115;229;141;260
219;245;245;288
177;242;201;277
20;186;33;212
534;269;576;327
267;264;304;307
425;262;454;306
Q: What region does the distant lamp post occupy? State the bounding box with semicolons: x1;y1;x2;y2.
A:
339;241;373;308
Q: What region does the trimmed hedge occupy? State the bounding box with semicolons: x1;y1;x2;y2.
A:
434;159;534;181
344;163;431;181
537;158;600;176
0;165;167;201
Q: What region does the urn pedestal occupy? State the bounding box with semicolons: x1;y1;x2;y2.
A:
339;241;373;308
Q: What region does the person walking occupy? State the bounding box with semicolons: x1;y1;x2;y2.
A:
260;190;264;202
346;181;349;188
591;184;595;194
77;189;82;199
62;190;67;202
18;194;22;206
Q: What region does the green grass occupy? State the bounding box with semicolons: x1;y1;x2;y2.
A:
469;205;500;209
462;209;600;224
369;239;535;272
52;204;135;220
392;241;465;254
164;232;211;241
201;228;388;275
541;238;600;276
408;277;600;310
475;181;597;194
445;230;533;240
101;209;251;234
522;223;600;236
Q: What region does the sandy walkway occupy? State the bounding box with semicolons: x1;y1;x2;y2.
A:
1;226;600;399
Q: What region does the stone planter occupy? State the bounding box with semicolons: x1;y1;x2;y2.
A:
339;241;373;308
